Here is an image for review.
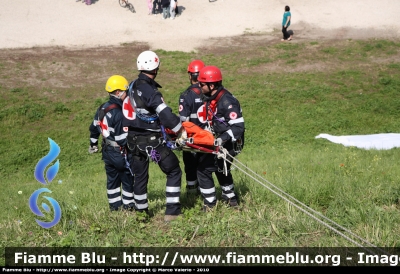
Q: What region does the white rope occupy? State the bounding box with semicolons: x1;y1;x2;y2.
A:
216;148;389;255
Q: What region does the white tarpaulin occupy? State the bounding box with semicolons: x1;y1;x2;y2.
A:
315;133;400;150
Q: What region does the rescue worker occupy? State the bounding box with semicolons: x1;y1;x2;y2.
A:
178;59;205;194
122;50;184;222
88;75;135;211
196;65;245;211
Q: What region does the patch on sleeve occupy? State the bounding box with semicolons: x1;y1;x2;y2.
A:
229;112;238;120
122;97;136;120
179;104;183;112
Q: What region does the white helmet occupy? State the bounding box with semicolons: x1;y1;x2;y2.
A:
137;50;160;71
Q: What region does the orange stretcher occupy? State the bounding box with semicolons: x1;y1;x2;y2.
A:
163;121;220;154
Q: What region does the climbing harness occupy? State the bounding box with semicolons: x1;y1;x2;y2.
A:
127;133;163;164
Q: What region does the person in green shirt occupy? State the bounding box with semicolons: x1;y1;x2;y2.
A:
281;5;293;41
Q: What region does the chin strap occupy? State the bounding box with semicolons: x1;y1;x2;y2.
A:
110;90;125;100
142;68;158;77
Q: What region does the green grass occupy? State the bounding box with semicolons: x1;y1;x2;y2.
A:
1;38;400;264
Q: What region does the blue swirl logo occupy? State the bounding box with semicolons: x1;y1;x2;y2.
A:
29;138;62;229
34;138;60;185
29;188;62;229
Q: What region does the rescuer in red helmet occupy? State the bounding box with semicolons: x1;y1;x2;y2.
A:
196;65;245;211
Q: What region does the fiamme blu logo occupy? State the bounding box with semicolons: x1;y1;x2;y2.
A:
29;138;62;229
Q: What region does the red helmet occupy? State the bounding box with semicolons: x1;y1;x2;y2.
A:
187;60;205;73
198;66;222;83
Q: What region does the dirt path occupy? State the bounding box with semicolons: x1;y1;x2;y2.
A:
1;0;399;52
1;0;399;91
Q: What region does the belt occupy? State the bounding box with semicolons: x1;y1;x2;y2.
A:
105;139;120;147
128;132;161;144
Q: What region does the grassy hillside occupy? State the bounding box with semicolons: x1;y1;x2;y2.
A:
0;37;399;263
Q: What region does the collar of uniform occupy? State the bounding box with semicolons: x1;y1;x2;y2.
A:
138;72;162;89
191;83;201;89
108;94;124;106
203;86;224;102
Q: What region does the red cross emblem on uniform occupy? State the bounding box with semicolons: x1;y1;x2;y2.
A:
99;118;110;138
100;120;107;131
122;97;136;120
197;104;207;124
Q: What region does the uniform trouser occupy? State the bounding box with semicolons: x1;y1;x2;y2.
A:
102;146;134;210
182;151;199;189
197;152;237;208
130;141;182;215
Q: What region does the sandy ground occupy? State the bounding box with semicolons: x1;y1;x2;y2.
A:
1;0;399;52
